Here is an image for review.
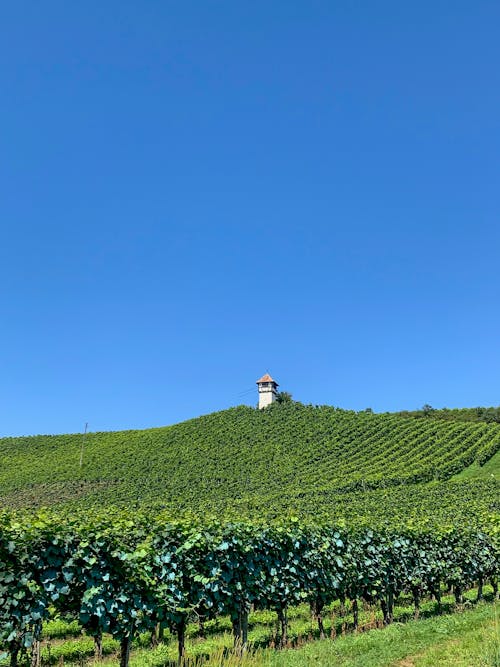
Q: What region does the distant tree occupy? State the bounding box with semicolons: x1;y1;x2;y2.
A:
364;408;373;414
276;391;293;404
422;404;435;416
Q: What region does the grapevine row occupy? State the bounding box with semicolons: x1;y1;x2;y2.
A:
1;405;499;515
1;512;498;666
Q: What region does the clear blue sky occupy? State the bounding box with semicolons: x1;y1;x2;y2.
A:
1;1;499;436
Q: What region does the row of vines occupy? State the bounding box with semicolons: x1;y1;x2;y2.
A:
1;511;499;666
2;405;500;515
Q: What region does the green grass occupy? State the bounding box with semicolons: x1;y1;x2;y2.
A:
236;601;500;667
44;597;498;667
9;589;496;667
454;448;500;481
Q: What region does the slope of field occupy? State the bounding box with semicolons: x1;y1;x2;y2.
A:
1;403;499;523
454;447;500;480
227;600;500;667
1;404;499;667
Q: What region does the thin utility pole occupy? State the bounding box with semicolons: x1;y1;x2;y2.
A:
79;422;88;468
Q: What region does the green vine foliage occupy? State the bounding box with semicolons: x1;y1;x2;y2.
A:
0;511;498;666
1;405;499;518
0;405;499;664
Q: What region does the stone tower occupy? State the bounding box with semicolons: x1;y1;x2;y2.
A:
256;373;279;409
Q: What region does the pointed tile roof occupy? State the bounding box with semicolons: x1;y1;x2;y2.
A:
256;373;279;386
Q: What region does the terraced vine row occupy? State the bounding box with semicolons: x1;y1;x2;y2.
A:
0;512;498;667
1;404;499;515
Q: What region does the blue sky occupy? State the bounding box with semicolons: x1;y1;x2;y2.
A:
1;1;499;436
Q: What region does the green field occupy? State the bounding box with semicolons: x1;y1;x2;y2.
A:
454;448;500;480
229;599;500;667
1;402;499;666
1;403;499;527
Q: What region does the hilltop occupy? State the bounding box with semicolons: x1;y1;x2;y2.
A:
0;402;499;527
1;402;499;667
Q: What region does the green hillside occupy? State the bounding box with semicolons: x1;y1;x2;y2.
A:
1;403;499;526
1;403;500;667
453;448;500;480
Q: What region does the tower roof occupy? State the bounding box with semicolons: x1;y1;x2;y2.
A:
256;373;279;386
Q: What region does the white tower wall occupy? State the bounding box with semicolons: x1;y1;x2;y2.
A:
258;386;277;409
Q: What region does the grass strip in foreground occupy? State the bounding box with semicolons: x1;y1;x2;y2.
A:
113;600;499;667
238;601;500;667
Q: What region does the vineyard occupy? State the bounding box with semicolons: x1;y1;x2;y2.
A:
0;403;499;520
0;402;499;666
0;511;498;666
